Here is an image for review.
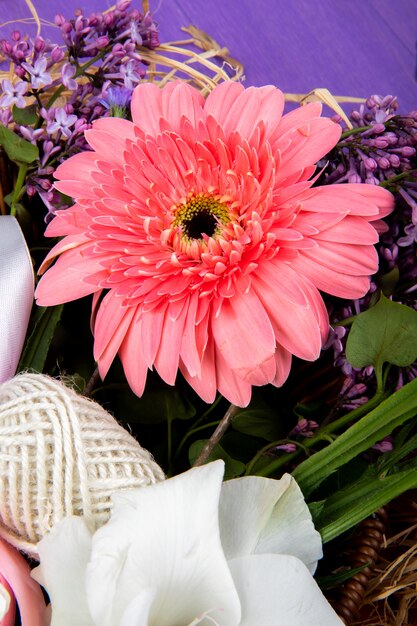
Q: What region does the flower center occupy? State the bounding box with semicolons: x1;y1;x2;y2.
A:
174;194;230;240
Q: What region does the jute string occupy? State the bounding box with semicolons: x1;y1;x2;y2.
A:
0;373;164;558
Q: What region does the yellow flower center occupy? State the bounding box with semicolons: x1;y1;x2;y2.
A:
174;194;230;240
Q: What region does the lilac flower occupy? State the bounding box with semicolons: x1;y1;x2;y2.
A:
21;57;52;89
397;223;417;247
119;58;144;88
0;79;27;108
61;63;77;90
46;108;78;138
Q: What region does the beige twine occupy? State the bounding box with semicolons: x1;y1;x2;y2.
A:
0;373;164;558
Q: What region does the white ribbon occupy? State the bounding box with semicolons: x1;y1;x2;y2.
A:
0;216;34;383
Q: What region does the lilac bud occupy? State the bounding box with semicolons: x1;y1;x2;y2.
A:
389;154;401;168
117;0;131;10
372;437;393;453
11;65;23;78
365;174;380;185
274;443;297;453
371;123;385;134
373;137;389;149
348;173;362;184
34;36;45;52
1;40;12;54
54;14;66;27
61;22;73;34
11;30;21;41
363;157;377;171
104;13;115;26
64;103;74;114
96;36;110;49
400;146;416;157
26;184;37;197
51;46;65;63
111;43;125;57
377;157;390;169
384;132;398;145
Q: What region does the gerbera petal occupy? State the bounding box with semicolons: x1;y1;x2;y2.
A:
215;347;252;407
219;473;322;573
204;81;245;125
253;264;323;361
229;554;343;626
119;311;149;397
36;244;104;305
290;253;371;299
54;151;98;183
272;343;292;387
86;462;241;626
93;292;137;378
130;82;163;133
211;290;276;379
220;86;284;141
180;334;217;405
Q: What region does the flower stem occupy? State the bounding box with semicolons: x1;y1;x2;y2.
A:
83;366;100;397
193;403;239;467
340;124;372;139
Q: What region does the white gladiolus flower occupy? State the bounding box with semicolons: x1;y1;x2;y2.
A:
33;461;343;625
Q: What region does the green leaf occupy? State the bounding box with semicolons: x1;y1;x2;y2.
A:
377;266;400;296
12;104;38;126
313;468;417;543
188;440;246;478
0;126;39;164
233;408;284;441
292;377;417;497
316;563;371;590
114;385;196;424
18;305;63;372
346;293;417;370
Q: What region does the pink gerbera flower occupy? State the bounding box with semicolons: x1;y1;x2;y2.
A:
36;81;393;407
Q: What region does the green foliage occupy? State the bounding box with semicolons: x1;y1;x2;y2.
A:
346;293;417;390
12;104;38;126
233;406;284;441
292;377;417;497
0;126;39;164
18;305;64;373
188;440;246;478
313;466;417;543
111;384;196;425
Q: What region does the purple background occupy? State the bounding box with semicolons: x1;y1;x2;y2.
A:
1;0;416;112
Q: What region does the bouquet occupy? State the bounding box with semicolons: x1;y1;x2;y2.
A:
0;1;416;624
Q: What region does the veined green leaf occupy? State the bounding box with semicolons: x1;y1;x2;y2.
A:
0;126;39;164
292;378;417;496
18;305;63;372
313;468;417;543
346;293;417;370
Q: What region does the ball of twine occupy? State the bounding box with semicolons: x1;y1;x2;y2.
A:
0;373;164;558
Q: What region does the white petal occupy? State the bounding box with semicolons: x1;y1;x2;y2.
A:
33;517;93;626
229;554;344;626
86;460;241;626
119;588;156;626
219;474;322;573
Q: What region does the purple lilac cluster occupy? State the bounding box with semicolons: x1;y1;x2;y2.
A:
0;0;158;218
322;96;417;406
